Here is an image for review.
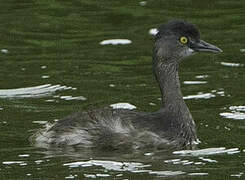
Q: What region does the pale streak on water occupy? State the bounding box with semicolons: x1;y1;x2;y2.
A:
99;39;132;45
220;106;245;120
0;84;73;98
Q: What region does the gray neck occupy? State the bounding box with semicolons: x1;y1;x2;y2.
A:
153;55;197;146
153;58;184;111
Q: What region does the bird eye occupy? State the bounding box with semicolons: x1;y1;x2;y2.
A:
180;36;188;44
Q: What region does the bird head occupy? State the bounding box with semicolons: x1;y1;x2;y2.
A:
154;20;222;63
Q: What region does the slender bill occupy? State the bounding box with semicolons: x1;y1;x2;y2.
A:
191;40;222;53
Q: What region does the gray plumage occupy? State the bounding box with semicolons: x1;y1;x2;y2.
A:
30;20;222;151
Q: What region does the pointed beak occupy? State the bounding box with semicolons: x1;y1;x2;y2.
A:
191;40;223;53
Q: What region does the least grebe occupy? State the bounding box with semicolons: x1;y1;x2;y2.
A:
30;20;222;150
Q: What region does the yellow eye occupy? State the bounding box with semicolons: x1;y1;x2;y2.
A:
180;36;188;44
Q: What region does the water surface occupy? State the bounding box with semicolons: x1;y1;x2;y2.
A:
1;0;245;179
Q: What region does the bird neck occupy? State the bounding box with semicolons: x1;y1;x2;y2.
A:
153;57;197;147
153;59;184;110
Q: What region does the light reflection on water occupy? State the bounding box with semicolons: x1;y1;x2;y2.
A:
1;147;243;179
220;106;245;120
0;84;74;98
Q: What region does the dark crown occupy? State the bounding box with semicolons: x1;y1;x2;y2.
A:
156;20;200;40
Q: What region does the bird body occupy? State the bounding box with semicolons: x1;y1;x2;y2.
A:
30;20;222;151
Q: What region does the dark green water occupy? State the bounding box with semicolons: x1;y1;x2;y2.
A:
0;0;245;179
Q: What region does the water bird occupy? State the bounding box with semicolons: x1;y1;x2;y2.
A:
30;20;222;151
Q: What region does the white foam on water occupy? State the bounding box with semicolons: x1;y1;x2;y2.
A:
173;147;240;156
183;81;207;85
149;28;158;36
0;84;73;98
220;62;244;67
110;103;137;110
240;49;245;52
100;39;132;45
